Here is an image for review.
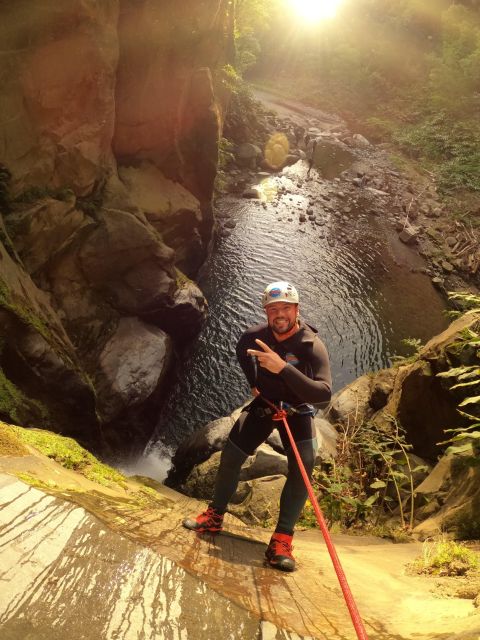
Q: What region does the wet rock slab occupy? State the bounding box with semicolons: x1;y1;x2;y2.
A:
0;475;259;640
1;466;479;640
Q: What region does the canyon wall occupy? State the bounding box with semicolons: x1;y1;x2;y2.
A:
0;0;232;452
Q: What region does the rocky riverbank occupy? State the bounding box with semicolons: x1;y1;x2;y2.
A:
217;88;479;298
168;309;480;542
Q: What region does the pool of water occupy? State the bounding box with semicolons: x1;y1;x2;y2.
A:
145;165;448;464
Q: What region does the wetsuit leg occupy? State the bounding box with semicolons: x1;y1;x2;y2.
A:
276;414;318;535
211;409;274;514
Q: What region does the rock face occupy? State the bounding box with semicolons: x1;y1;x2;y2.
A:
0;2;118;195
413;454;480;539
0;0;232;452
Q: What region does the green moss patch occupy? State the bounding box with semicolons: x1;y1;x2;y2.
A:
0;422;29;456
411;539;479;576
0;369;51;427
10;425;126;489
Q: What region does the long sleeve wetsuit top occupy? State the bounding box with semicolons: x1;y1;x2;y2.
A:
236;320;332;406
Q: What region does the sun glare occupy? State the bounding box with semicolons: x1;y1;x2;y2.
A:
288;0;343;22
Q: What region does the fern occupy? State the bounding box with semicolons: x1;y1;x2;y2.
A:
437;293;480;456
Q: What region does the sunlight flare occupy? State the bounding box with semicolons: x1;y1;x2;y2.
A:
287;0;344;22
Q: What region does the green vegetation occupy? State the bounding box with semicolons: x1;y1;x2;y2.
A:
9;424;126;489
0;422;29;456
244;0;480;209
437;292;480;456
299;416;425;534
411;539;479;576
13;185;74;206
0;368;51;428
0;278;51;343
234;0;275;74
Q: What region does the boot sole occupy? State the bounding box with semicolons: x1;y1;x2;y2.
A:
182;517;223;533
266;560;295;572
265;555;295;572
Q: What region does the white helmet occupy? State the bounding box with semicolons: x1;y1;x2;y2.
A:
262;281;299;307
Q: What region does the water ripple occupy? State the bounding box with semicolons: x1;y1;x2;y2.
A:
148;185;447;451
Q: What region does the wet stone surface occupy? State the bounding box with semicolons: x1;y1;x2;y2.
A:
1;473;479;640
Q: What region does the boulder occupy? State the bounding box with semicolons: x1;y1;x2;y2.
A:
308;139;355;180
229;475;286;526
239;444;288;480
5;197;92;275
167;408;244;486
235;143;262;169
117;163;204;276
142;277;208;341
372;360;464;459
413;454;480;539
243;187;262;199
369;369;396;411
181;451;285;526
327;375;373;428
96;317;173;422
315;417;338;461
0;231;98;440
283;154;300;167
78;208;175;316
399;224;419;244
352;133;371;147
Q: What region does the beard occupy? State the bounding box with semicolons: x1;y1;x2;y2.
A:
270;316;297;335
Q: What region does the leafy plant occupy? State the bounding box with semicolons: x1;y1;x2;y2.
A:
410;538;479;576
436;292;480;456
302;415;423;532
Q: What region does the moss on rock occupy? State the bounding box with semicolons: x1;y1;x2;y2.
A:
9;425;126;489
0;422;29;456
0;368;51;427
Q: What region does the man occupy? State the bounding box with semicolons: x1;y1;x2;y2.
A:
183;281;332;572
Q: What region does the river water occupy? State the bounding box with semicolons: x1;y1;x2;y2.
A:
136;98;449;479
141;171;448;476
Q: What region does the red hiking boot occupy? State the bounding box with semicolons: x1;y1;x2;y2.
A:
265;532;295;572
182;506;224;533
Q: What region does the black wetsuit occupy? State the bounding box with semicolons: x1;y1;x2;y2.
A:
211;320;332;535
236;320;332;405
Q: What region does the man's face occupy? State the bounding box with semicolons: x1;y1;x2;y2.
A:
265;302;298;335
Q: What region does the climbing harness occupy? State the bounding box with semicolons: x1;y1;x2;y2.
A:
252;401;316;418
262;395;370;640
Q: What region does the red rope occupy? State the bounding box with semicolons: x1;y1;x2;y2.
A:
266;400;369;640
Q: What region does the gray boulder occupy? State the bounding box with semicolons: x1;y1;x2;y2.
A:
166;407;243;486
235;143;262;169
97;317;172;421
327;375;373;428
352;133;371;147
240;444;289;480
181;451;285;526
398;224;420;245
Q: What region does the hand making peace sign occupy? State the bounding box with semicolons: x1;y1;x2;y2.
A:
247;339;287;374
